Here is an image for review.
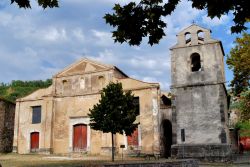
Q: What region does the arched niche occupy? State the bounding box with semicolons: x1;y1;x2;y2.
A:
190;53;201;72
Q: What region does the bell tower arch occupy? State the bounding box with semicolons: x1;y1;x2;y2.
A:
170;24;231;161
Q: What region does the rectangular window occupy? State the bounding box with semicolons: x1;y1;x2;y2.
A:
133;97;140;115
32;106;41;124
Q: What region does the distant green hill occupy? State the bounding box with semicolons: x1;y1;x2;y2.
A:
0;79;52;103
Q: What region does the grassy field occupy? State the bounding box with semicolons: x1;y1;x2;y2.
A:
0;153;249;167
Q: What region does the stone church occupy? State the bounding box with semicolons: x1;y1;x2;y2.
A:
13;24;231;159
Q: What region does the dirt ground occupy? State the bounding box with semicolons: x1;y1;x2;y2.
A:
0;153;249;167
0;153;108;167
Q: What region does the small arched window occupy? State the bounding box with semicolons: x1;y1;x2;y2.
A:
191;53;201;72
185;32;191;44
197;30;204;42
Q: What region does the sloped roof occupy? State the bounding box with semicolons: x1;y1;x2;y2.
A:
54;58;128;78
118;77;159;90
16;86;53;102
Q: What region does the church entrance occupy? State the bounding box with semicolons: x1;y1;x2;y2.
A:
73;124;87;151
162;119;172;158
30;132;39;152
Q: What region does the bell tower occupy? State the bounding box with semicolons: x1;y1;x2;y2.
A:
170;24;231;160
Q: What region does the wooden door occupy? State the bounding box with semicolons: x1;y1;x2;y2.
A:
30;132;39;152
73;124;87;151
127;128;138;146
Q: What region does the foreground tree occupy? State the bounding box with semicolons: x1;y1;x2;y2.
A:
231;90;250;122
104;0;249;45
227;33;250;95
11;0;249;45
88;82;138;161
10;0;58;8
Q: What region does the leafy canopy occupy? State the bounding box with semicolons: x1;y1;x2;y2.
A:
104;0;249;45
11;0;249;46
238;91;250;122
10;0;58;9
88;82;138;136
227;33;250;95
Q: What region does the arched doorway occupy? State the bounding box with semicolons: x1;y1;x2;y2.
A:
162;119;172;158
30;132;39;152
73;124;87;151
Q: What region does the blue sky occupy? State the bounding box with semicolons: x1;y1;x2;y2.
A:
0;0;247;90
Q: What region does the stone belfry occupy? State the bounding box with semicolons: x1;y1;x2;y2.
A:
170;24;231;160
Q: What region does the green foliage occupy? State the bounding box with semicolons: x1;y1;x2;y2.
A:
10;0;58;9
88;82;138;135
227;33;250;95
104;1;167;46
235;121;250;137
105;0;249;46
239;91;250;121
231;90;250;122
88;82;138;161
0;79;52;102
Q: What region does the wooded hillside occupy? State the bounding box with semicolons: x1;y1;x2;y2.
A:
0;79;52;103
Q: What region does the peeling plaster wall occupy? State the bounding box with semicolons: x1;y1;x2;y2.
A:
170;25;230;160
14;60;161;155
170;25;229;146
172;85;229;144
14;98;53;154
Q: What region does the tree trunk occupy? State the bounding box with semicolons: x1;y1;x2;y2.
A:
111;133;114;162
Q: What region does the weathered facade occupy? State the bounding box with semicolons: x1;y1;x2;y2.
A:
170;24;231;160
13;58;168;155
13;24;231;159
0;98;15;153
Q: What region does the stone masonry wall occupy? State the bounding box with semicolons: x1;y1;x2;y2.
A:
0;100;15;153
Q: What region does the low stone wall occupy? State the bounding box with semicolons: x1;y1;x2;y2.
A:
104;159;198;167
171;144;231;162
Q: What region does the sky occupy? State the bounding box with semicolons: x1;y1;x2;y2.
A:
0;0;247;90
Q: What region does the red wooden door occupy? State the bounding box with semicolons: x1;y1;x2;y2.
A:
127;128;138;146
73;124;87;151
30;132;39;151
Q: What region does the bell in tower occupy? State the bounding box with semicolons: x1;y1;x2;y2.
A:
170;24;231;161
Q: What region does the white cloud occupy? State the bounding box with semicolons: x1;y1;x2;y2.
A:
72;28;85;41
171;0;204;28
44;27;67;41
91;30;113;47
87;49;119;65
202;15;230;27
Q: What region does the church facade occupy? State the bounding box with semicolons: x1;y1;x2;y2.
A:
13;58;171;155
13;24;231;159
